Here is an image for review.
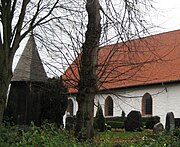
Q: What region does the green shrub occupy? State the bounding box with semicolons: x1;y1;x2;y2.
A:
142;116;160;129
0;123;96;146
106;121;124;129
121;110;126;118
41;77;68;126
105;116;125;122
175;118;180;128
146;116;160;129
104;117;125;129
0;124;20;147
94;102;105;132
173;128;180;139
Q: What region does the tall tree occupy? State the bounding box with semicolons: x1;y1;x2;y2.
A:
75;0;101;140
62;0;155;140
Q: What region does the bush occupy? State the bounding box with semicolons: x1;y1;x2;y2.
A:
142;116;160;129
0;123;96;146
175;118;180;128
124;110;142;132
104;117;126;129
173;128;180;139
40;77;68;126
106;121;124;129
121;110;126;118
105;117;125;122
94;102;105;132
0;124;20;147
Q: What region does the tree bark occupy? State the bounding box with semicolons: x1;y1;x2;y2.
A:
75;0;101;140
0;55;12;122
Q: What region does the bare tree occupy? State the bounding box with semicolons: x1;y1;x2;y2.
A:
0;0;68;122
61;0;156;140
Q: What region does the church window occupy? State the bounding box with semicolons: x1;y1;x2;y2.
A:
105;96;113;116
142;93;152;116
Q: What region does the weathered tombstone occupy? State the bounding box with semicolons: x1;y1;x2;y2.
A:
65;115;75;130
165;112;175;131
124;110;142;132
153;122;164;133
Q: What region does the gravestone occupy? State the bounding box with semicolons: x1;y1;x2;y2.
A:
153;122;164;133
124;110;142;132
65;115;75;130
165;112;175;131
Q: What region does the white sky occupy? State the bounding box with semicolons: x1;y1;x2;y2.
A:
13;0;180;76
151;0;180;33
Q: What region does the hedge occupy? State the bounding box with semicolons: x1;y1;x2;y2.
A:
106;121;124;129
104;116;160;130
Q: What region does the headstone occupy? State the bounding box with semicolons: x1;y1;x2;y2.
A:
165;112;175;131
124;110;142;132
65;115;75;130
153;122;164;133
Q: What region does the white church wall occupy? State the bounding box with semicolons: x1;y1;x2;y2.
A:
65;82;180;127
165;84;180;118
95;83;180;126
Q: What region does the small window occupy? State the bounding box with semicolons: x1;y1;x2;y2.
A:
67;99;73;116
105;96;113;116
142;93;152;116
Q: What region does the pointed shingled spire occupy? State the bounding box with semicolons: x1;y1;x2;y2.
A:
12;35;47;82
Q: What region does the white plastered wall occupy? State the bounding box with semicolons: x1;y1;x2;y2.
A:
66;83;180;126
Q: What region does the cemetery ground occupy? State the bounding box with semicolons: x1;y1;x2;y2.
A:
1;123;180;146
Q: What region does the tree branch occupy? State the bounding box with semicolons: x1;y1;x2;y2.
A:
11;0;30;52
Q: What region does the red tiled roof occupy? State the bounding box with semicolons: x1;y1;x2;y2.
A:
63;30;180;93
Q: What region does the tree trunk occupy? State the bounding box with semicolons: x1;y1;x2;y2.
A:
0;67;12;122
75;0;101;140
0;47;13;122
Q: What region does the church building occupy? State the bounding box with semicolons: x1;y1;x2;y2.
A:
63;30;180;125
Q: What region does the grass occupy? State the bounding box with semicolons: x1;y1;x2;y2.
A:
99;131;144;139
96;129;180;146
95;130;151;146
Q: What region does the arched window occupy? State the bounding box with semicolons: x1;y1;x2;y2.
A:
142;93;152;116
67;99;73;116
105;96;113;116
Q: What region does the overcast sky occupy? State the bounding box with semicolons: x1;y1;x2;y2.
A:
152;0;180;33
